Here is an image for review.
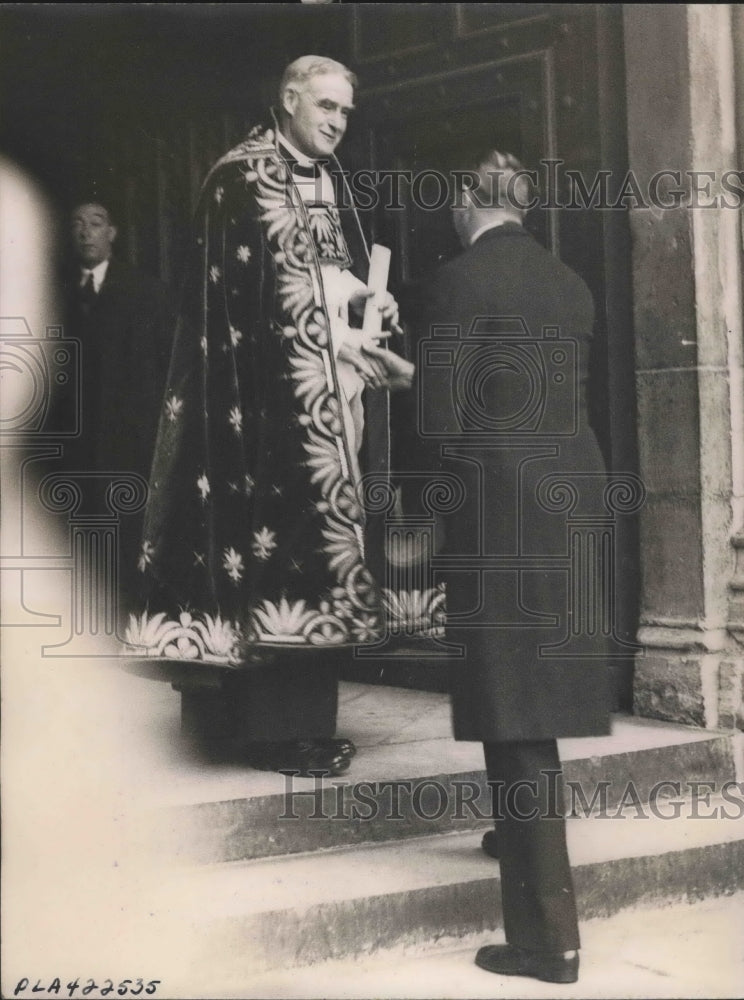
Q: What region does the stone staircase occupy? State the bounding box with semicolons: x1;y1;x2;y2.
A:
132;682;744;986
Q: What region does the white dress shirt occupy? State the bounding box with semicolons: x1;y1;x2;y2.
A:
79;258;110;292
468;218;522;245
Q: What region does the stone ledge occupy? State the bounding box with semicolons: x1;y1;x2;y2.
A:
718;659;744;730
634;648;744;731
633;653;708;726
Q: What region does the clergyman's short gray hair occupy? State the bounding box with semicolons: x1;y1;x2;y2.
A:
461;150;536;214
279;55;358;104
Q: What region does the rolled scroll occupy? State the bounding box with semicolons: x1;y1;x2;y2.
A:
362;243;392;338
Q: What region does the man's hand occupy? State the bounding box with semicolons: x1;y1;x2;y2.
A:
361;343;415;392
348;287;403;335
337;331;392;389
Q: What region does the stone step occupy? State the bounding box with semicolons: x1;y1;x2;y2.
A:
151;796;744;981
219;893;744;1000
149;716;741;864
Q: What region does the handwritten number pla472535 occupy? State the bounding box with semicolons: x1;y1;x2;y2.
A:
13;979;162;997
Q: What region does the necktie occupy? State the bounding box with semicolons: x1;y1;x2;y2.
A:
79;272;97;314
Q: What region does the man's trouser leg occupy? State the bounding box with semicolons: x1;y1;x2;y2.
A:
483;739;580;954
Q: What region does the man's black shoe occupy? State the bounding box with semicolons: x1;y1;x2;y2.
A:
315;737;357;759
481;829;500;859
475;944;579;984
246;740;351;777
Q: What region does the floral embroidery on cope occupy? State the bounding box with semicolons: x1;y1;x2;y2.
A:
256;168;366;541
222;546;245;583
125;134;445;664
125;611;242;664
383;584;447;637
228;406;242;434
252;527;277;561
165;395;183;422
305;203;353;268
197;474;210;502
138;540;155;573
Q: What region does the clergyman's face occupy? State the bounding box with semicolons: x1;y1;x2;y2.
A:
282;71;354;158
71;203;117;268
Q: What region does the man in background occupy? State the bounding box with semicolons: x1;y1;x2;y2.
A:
62;198;175;606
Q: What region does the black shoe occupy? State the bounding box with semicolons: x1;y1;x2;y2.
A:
246;740;350;777
481;829;500;859
475;944;579;984
315;737;357;759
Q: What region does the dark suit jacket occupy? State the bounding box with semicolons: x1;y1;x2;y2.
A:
62;257;175;479
59;258;175;604
405;222;611;742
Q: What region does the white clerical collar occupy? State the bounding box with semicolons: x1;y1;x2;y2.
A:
469;218;522;246
276;129;317;169
277;128;336;206
80;258;110;292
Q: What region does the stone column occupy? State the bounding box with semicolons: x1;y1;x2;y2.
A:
624;4;744;729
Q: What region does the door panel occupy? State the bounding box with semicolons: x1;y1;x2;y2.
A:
342;8;638;708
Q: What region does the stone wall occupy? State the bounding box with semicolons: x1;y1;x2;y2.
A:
624;4;744;730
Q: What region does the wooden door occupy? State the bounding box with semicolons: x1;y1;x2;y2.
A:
342;5;638;709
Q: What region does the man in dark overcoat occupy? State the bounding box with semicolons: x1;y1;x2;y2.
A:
410;151;612;983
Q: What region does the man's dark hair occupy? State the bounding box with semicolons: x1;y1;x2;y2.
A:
459;149;535;214
69;196;118;227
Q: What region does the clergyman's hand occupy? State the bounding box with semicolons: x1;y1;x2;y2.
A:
338;332;391;389
348;288;403;335
361;343;415;392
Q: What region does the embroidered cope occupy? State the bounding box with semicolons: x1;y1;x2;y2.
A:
126;126;444;665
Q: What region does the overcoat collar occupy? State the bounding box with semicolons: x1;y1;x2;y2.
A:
471;220;528;246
